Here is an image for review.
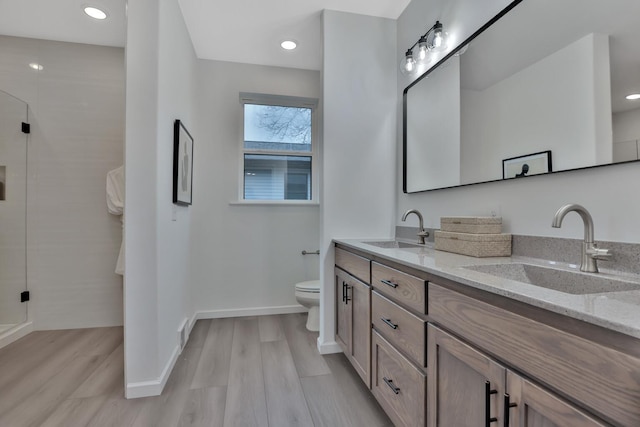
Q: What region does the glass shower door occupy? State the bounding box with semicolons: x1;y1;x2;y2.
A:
0;90;28;334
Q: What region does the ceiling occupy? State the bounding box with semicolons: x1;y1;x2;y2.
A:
1;0;638;111
0;0;127;48
0;0;410;71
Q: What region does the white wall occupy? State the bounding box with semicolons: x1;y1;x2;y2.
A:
613;107;640;162
320;11;397;353
189;60;320;316
397;0;640;244
124;0;196;397
461;33;611;181
613;107;640;142
0;36;125;330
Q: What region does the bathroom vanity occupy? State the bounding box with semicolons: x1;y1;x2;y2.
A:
334;240;640;427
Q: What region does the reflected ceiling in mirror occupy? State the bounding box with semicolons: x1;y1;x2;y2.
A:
403;0;640;193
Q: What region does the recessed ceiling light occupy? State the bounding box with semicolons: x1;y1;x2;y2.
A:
84;6;107;20
280;40;297;51
29;63;43;71
626;93;640;100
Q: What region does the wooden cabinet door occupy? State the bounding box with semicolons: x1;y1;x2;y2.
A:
335;269;351;355
428;324;506;427
505;370;610;427
350;278;371;387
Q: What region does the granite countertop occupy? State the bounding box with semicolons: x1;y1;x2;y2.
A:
335;238;640;340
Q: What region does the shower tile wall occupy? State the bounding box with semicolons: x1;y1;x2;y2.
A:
0;35;124;329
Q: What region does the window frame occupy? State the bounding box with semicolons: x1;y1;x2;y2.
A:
238;92;319;205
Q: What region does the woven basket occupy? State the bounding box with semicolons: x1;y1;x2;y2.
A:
440;216;502;234
434;230;511;257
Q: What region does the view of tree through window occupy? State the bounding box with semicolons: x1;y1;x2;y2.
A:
243;103;313;200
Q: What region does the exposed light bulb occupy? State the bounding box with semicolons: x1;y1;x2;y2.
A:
417;36;428;63
401;49;417;75
626;93;640;100
433;30;443;48
29;62;43;71
427;21;447;52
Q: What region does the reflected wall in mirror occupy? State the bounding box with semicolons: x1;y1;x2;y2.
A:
404;0;640;193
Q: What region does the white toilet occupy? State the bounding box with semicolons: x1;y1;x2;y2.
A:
294;280;320;332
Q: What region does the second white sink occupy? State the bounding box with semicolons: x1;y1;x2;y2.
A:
463;263;640;295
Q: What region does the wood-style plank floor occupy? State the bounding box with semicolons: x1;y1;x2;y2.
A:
0;313;392;427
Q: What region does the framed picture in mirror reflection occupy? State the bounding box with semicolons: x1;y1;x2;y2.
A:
502;150;552;179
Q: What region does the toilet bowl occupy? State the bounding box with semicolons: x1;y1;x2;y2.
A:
295;280;320;332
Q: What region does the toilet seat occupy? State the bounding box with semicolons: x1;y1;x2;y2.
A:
295;280;320;293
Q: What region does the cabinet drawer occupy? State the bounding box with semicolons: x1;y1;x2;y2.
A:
372;291;426;367
429;282;640;427
372;331;426;427
335;247;370;284
372;262;427;313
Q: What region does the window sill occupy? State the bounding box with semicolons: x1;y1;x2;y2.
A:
229;200;320;207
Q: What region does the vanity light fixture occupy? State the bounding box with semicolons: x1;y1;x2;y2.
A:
280;40;297;50
626;93;640;100
84;6;107;20
401;20;448;75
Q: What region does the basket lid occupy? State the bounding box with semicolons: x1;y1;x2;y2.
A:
440;216;502;225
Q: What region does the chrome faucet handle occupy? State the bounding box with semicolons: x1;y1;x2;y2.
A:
417;229;430;245
586;244;612;260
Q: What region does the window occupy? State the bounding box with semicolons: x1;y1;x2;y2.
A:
240;93;317;202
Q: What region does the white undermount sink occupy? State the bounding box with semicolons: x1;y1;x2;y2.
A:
463;263;640;295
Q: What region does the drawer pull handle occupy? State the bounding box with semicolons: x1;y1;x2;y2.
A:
503;394;517;427
380;279;398;288
341;281;345;303
383;377;400;394
381;318;398;329
485;381;498;426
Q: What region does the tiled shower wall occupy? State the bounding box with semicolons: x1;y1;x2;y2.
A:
0;35;124;329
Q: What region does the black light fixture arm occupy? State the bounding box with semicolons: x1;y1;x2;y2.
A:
407;21;442;53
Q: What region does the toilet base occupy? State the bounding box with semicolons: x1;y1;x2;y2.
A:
306;306;319;332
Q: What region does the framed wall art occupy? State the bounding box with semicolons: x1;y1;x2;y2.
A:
173;119;194;205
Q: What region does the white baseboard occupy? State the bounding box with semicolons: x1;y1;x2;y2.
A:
196;304;307;320
125;344;181;399
188;311;198;332
0;322;34;350
317;337;342;354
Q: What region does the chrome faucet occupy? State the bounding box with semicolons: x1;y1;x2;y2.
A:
401;209;429;244
551;204;611;273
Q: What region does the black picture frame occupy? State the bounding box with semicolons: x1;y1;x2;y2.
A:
173;120;194;205
502;150;552;179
